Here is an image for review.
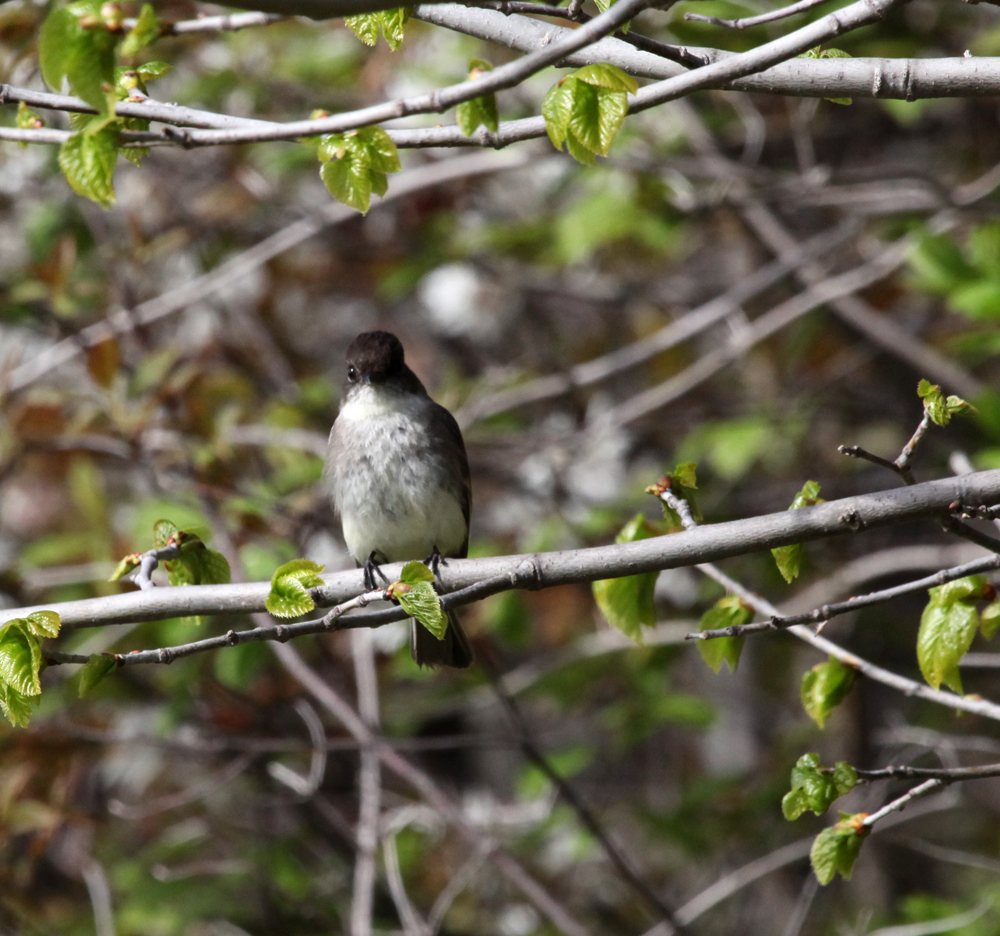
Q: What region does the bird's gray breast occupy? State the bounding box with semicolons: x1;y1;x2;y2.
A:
327;386;468;563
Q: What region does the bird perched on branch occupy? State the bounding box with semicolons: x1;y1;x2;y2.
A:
326;330;473;667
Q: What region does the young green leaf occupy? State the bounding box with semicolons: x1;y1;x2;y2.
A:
109;553;142;581
592;0;630;32
0;622;42;697
59;122;121;207
39;0;119;113
810;812;869;885
153;518;179;548
542;63;636;165
266;559;327;619
0;682;37;728
772;480;824;583
916;575;989;692
456;59;499;137
25;611;61;640
697;595;751;673
800;655;855;728
120;3;160;57
393;580;448;640
782;753;858;821
78;654;117;697
399;560;435;584
345;8;408;49
981;597;1000;640
917;379;976;426
592;514;659;641
318;127;401;213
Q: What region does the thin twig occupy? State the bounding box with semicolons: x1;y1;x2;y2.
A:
693;553;1000;640
863;778;945;826
857;762;1000;782
684;0;829;30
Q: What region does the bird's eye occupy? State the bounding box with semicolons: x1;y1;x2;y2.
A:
347;365;358;383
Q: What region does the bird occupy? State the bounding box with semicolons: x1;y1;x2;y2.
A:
325;330;474;668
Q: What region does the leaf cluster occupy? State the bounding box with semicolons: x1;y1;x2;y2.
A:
917;379;975;427
0;611;60;727
317;127;402;214
344;7;409;50
543;63;637;165
917;574;1000;693
38;1;168;205
782;753;858;821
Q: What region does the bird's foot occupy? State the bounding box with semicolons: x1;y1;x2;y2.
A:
363;550;391;590
423;545;446;578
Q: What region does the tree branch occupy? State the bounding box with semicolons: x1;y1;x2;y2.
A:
694;553;1000;639
10;471;1000;630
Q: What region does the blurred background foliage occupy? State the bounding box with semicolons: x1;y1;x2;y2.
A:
3;0;1000;933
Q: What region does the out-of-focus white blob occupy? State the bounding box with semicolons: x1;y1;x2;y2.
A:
418;262;515;341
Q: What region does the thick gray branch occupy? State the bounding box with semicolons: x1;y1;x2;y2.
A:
415;5;1000;99
6;470;1000;629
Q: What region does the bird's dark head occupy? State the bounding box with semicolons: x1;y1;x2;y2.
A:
343;331;425;394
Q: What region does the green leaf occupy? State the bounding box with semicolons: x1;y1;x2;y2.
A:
344;11;379;44
120;3;160;57
266;559;326;619
782;753;858;820
59;122;120;207
109;553;142;581
456;95;499;136
810;813;868;885
395;580;447;640
136;60;172;82
917;583;982;693
322;158;372;213
0;683;37;728
697;595;750;673
78;654;117;697
345;8;408;49
153;518;179;549
400;560;435;584
573;62;638;94
42;0;119;113
673;462;698;490
39;7;80;92
772;480;824;583
542;77;576;149
318;128;400;213
982;598;1000;640
592;514;659;641
379;6;408;49
25;611;61;640
800;656;855;728
0;623;42;697
917;379;976;426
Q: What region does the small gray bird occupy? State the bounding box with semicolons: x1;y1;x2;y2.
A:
326;331;473;668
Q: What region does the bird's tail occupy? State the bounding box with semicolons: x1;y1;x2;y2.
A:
411;609;473;668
